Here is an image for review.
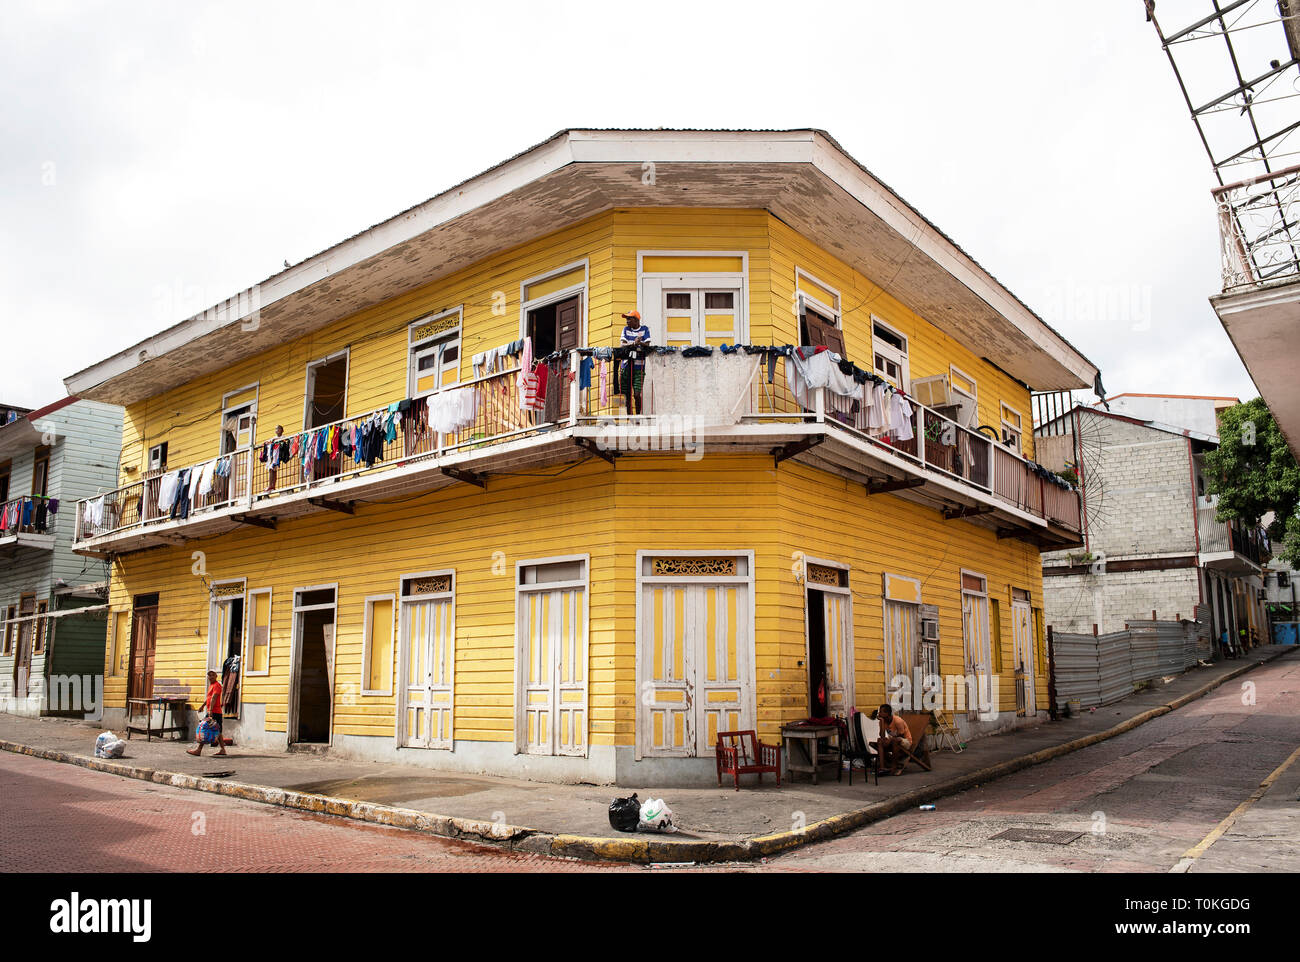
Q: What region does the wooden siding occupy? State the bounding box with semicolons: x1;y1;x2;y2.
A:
104;454;1045;744
117;208;1036;481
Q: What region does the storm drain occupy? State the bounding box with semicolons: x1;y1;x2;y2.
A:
990;828;1083;845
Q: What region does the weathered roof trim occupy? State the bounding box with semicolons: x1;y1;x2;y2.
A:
65;129;1099;399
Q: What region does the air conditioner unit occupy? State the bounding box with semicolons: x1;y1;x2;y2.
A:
921;618;940;642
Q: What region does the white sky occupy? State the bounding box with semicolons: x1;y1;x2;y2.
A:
0;0;1263;409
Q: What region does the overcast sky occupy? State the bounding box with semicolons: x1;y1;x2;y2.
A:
0;0;1262;409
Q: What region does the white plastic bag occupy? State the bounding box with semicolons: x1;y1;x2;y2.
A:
94;731;126;759
638;797;677;833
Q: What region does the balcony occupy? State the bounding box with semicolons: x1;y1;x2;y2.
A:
1197;498;1270;572
72;349;1082;557
0;496;57;553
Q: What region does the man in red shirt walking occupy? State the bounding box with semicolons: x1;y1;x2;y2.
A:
187;670;227;757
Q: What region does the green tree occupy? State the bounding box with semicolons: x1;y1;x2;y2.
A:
1203;398;1300;565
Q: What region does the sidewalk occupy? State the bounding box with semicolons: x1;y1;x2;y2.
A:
1;645;1293;864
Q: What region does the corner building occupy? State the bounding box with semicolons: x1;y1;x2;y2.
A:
68;130;1096;784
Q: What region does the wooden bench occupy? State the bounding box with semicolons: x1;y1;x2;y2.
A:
716;730;782;790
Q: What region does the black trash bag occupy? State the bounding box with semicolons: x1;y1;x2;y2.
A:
608;792;640;833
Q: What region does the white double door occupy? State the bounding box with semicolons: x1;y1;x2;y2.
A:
518;582;588;756
639;579;753;757
400;595;454;749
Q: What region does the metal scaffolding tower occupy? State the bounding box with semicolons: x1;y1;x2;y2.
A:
1145;1;1300;287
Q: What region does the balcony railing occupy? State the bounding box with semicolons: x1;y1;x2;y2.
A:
74;349;1080;548
0;495;59;538
1213;163;1300;292
1197;500;1270;566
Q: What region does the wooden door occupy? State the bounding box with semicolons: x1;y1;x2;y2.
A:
11;597;35;696
401;596;454;749
883;599;918;700
519;583;587;756
819;590;852;717
543;296;580;423
639;580;752;757
1012;601;1036;715
128;603;158;702
961;591;993;717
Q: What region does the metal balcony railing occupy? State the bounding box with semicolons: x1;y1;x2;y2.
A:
1213;163;1300;292
74;350;1081;547
0;495;58;538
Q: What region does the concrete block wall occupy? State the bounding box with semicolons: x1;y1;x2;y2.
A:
1043;566;1201;635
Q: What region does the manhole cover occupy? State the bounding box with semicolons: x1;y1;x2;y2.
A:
990;828;1083;845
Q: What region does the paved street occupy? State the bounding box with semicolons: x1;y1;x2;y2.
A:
0;750;629;873
2;655;1296;873
759;655;1300;872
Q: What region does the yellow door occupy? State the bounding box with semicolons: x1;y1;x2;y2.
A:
519;584;587;756
639;580;751;757
821;591;853;716
1012;600;1036;716
401;596;454;749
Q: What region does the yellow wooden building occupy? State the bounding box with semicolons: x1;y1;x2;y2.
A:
67;130;1097;783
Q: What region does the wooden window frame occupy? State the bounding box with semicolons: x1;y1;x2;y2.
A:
244;587;273;677
871;316;910;390
636;251;749;347
302;351;350;431
220;383;260;454
361;593;397;697
32;446;51;499
1000;402;1024;449
518;259;590;345
33;600;48;655
407;307;464;399
2;604;14;655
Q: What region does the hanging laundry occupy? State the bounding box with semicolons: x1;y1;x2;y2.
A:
426;386;479;434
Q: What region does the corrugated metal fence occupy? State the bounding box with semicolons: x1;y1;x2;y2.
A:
1052;621;1213;709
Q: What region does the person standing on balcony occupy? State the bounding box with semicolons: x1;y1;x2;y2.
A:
619;310;649;414
266;424;285;493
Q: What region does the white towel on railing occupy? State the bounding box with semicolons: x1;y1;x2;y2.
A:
427;386;478;434
85;496;104;528
156;471;180;512
892;394;915;442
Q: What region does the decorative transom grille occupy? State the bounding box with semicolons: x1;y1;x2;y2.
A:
213;583;244;598
806;564;844;587
652;558;736;577
412;316;459;342
407;575;452;595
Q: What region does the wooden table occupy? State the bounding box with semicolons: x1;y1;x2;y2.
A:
126;696;188;741
781;723;840;784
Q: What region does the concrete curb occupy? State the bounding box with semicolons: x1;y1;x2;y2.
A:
2;647;1293;865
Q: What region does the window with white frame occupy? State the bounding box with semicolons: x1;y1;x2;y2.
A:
245;587;272;676
796;269;843;351
948;366;978;428
872;317;910;389
361;594;395;696
637;252;747;348
408;308;462;398
1000;402;1024;450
